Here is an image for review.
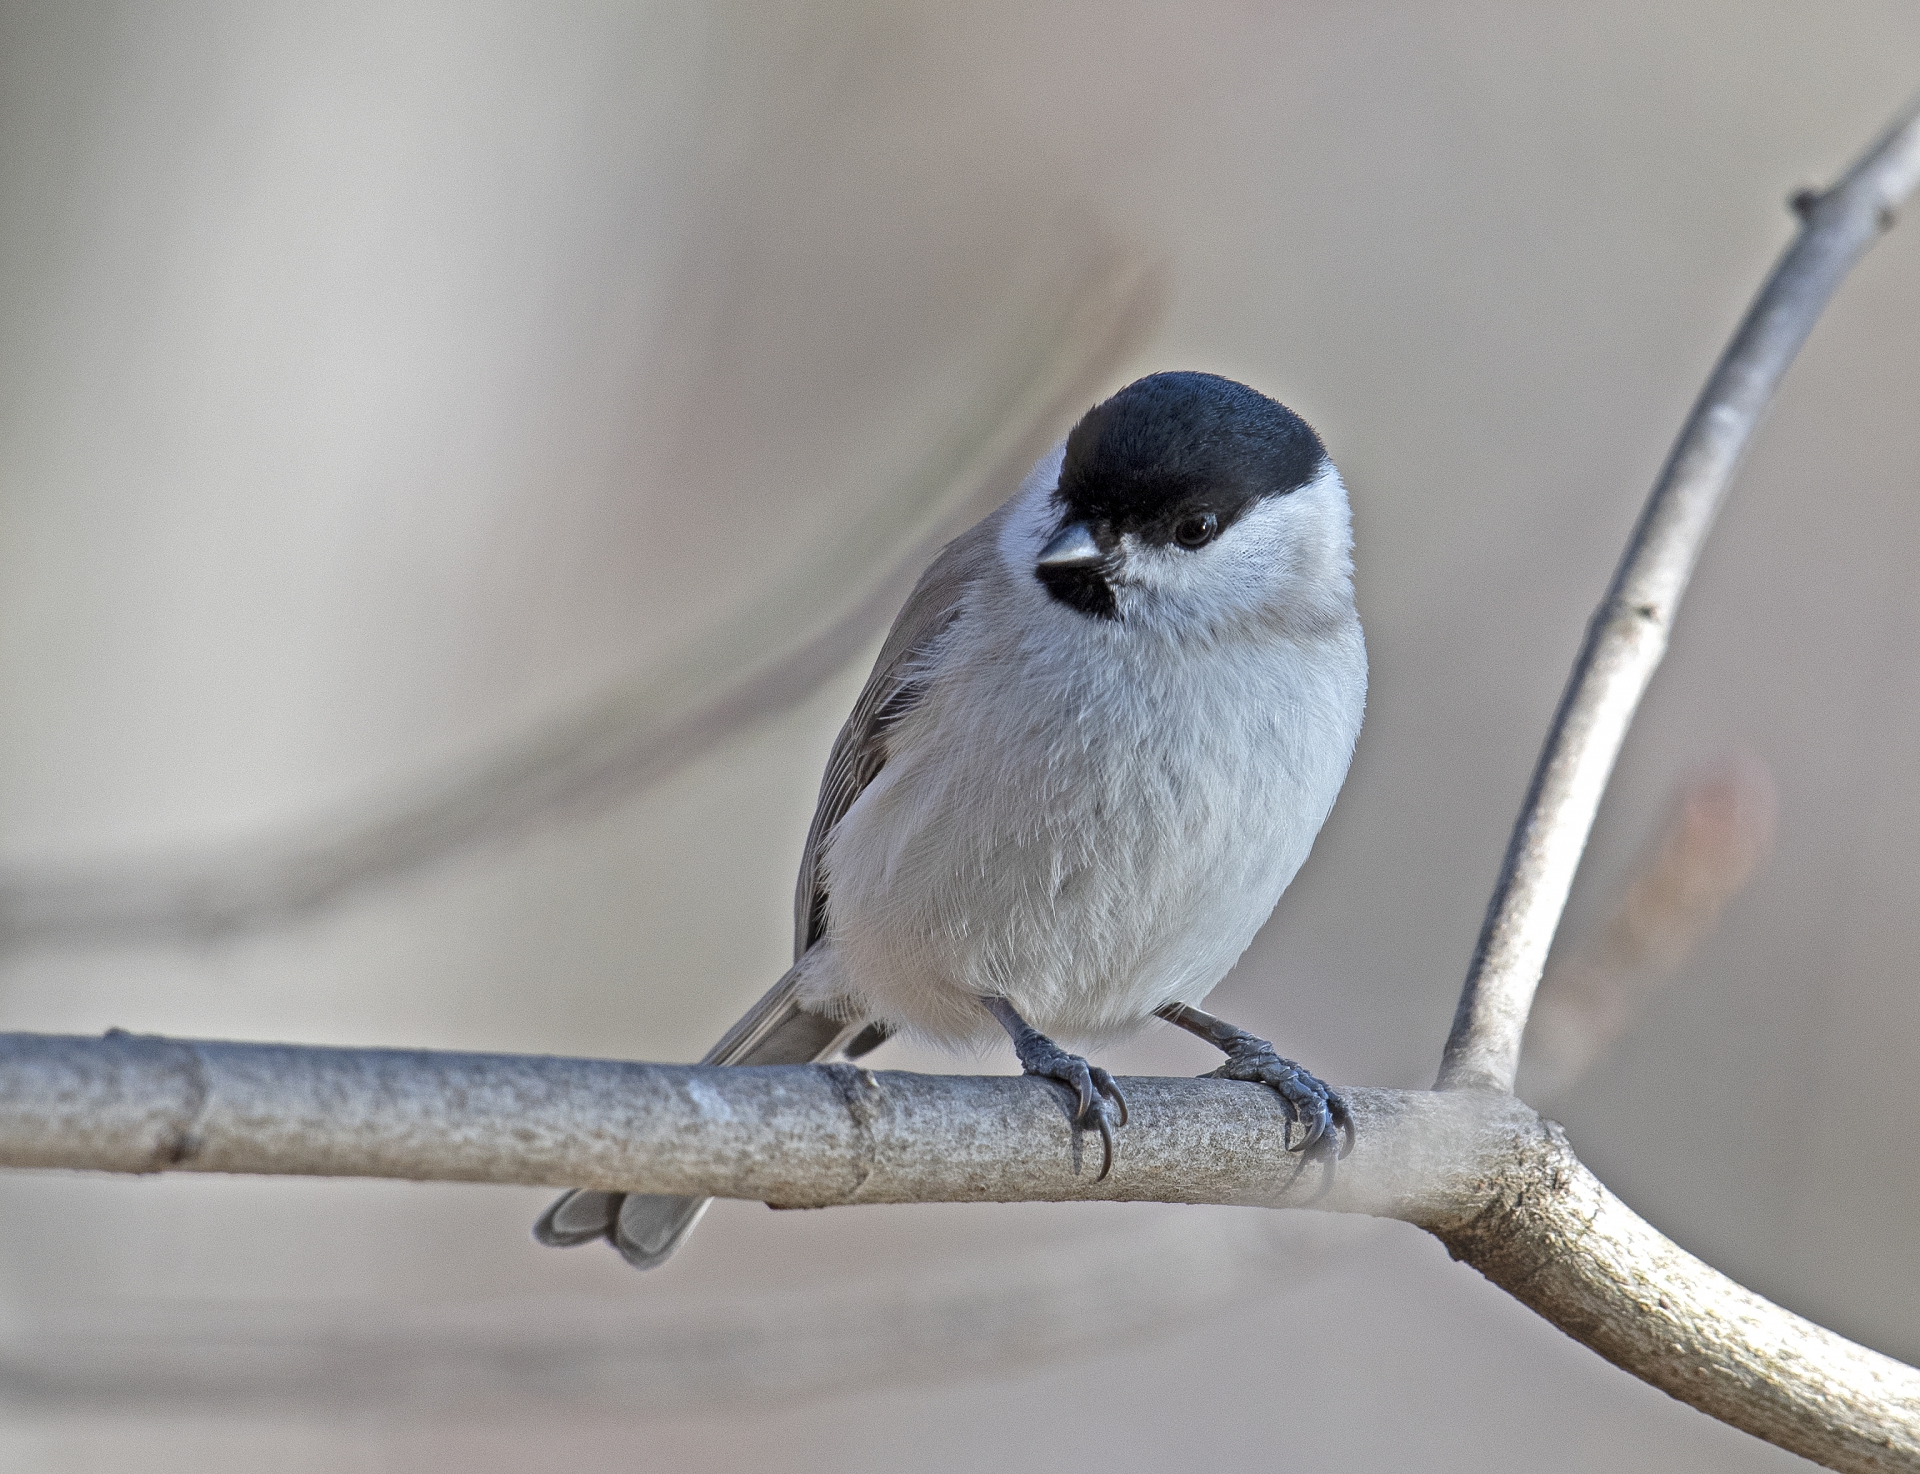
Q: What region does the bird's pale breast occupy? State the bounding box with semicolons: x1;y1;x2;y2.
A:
817;593;1365;1047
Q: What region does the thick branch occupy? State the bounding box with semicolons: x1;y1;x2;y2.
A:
1439;1130;1920;1473
0;1032;1507;1217
2;1031;1917;1471
1438;91;1920;1091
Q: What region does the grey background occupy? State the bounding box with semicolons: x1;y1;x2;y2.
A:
0;2;1916;1469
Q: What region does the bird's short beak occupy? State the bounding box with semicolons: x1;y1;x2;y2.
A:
1036;522;1104;570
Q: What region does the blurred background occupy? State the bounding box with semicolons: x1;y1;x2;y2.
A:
0;2;1916;1469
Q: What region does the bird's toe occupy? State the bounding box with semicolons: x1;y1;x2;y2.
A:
1019;1041;1128;1180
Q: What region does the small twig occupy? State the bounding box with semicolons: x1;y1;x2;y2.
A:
1438;91;1920;1092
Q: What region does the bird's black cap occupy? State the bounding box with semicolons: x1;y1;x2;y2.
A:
1056;371;1325;537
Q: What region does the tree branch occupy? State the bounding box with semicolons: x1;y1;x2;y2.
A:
4;1030;1918;1471
0;1032;1511;1215
1438;89;1920;1092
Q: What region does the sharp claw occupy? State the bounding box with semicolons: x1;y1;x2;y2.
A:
1094;1107;1115;1181
1330;1095;1356;1160
1190;1023;1351;1170
1094;1069;1129;1127
1300;1106;1329;1154
1273;1091;1301;1151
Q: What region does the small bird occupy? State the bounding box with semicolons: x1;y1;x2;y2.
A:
536;370;1367;1269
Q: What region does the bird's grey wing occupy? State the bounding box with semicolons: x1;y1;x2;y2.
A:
534;503;1011;1269
791;499;1011;960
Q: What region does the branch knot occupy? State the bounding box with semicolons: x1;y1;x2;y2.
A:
823;1062;885;1197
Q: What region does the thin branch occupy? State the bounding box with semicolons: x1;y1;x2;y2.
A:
1438;91;1920;1092
2;1031;1916;1472
0;249;1162;953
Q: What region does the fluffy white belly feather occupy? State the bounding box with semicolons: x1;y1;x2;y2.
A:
803;587;1365;1048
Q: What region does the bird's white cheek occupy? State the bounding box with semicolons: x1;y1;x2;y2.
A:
1116;538;1283;622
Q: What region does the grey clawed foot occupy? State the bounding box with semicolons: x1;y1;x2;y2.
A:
979;996;1129;1180
1155;1003;1353;1169
1016;1031;1130;1180
1208;1039;1352;1162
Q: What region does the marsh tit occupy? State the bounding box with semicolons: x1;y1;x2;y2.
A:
536;370;1367;1269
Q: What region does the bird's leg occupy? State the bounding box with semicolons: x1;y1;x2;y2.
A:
979;996;1129;1180
1156;1002;1352;1159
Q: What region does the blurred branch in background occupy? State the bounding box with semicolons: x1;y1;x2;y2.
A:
1519;750;1777;1101
0;1207;1352;1415
0;245;1161;954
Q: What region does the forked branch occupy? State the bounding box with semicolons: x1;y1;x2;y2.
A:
1;1032;1917;1470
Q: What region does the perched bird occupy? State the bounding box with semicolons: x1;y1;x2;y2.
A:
536;370;1367;1269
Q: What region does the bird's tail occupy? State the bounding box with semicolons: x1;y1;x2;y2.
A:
532;961;876;1270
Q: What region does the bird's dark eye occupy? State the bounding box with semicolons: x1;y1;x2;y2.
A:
1172;511;1218;549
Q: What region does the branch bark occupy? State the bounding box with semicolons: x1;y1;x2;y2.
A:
3;1030;1918;1471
